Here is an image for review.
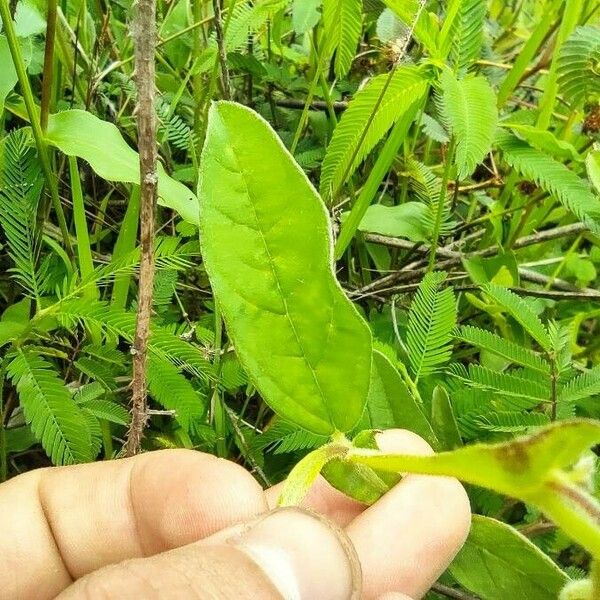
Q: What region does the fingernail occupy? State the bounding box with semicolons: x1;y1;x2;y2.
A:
216;508;361;600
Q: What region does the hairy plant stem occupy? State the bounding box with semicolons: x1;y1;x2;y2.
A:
428;136;456;272
123;0;158;457
0;0;74;261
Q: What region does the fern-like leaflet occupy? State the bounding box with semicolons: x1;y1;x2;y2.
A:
483;284;552;352
559;365;600;404
474;411;550;433
320;66;428;200
252;420;326;455
0;129;47;302
59;299;213;379
7;349;93;465
225;0;289;53
496;130;600;235
448;0;486;74
407;158;455;237
406;272;457;382
557;25;600;107
323;0;363;78
147;356;207;432
438;70;498;180
456;325;550;374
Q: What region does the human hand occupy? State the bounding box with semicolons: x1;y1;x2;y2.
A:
0;429;471;600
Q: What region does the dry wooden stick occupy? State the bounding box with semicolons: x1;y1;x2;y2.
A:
123;0;158;457
357;223;588;295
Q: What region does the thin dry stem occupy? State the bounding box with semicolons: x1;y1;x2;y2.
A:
123;0;158;457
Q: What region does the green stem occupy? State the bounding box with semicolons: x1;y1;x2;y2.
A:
335;99;423;259
496;0;561;108
101;421;114;460
0;0;74;261
211;300;227;458
536;0;582;129
592;560;600;597
428;136;456;272
349;450;600;556
291;38;324;155
69;156;96;298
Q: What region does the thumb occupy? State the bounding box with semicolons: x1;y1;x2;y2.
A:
57;508;361;600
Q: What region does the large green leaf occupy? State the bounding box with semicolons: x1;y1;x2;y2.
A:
45;110;199;224
450;516;569;599
199;102;372;435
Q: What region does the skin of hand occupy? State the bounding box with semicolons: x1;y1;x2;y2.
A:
0;429;471;600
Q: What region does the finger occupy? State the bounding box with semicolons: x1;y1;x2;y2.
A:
266;475;365;526
57;508;361;600
0;449;267;599
346;430;471;600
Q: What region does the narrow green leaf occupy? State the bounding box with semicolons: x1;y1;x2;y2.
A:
431;385;462;450
587;148;600;195
199;102;372;435
292;0;322;33
355;202;431;241
381;0;440;56
0;35;16;114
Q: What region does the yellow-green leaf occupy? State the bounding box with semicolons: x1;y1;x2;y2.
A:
199;102;372;435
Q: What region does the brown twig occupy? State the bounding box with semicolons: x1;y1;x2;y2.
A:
123;0;158;457
356;223;589;296
519;521;557;538
275;98;348;112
